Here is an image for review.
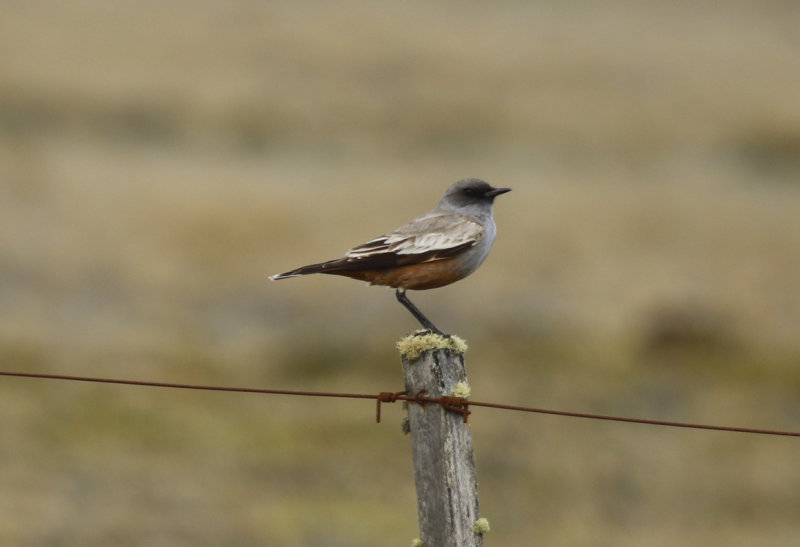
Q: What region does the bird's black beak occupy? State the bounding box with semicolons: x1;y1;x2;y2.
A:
485;186;511;198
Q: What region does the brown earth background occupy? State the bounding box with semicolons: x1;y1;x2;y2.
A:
1;1;799;545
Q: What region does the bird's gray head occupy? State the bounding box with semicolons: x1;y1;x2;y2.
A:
437;178;511;217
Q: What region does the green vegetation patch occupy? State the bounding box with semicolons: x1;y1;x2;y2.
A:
396;331;468;361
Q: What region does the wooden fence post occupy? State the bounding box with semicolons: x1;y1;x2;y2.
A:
398;334;486;547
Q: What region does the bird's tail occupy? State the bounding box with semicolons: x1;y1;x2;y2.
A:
268;260;337;281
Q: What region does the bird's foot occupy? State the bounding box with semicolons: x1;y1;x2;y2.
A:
412;328;451;339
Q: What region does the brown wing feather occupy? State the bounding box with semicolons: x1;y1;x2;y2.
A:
270;212;483;279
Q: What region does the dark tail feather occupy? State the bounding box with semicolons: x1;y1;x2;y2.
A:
268;260;340;280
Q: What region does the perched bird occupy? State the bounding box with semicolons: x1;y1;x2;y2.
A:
269;178;510;334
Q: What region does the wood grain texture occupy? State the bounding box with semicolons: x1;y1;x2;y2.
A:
402;349;483;547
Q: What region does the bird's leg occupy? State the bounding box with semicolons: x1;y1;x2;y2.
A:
395;289;446;335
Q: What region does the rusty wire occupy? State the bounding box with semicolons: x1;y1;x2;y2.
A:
1;370;798;438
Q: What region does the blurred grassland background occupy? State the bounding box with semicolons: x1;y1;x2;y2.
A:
1;1;800;545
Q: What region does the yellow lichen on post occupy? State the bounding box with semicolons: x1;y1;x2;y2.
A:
411;539;425;547
473;518;490;535
451;381;471;398
396;331;467;361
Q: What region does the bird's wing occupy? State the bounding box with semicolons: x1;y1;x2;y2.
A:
338;212;484;269
268;212;484;279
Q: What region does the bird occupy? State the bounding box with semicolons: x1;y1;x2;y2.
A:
269;178;511;334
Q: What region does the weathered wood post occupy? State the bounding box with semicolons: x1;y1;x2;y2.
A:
397;333;488;547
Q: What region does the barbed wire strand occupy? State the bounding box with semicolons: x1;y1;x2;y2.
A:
1;370;798;438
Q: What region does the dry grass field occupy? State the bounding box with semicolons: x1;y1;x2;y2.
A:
1;1;799;545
